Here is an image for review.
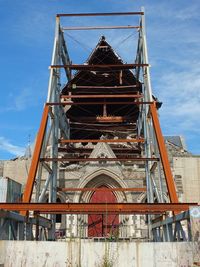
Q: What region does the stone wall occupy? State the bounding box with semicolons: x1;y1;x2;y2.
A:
173;156;200;203
1;158;31;187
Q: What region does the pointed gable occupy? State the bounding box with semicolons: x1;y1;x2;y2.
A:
83;141;124;176
62;36;141;94
89;142;117;159
61;36;142;140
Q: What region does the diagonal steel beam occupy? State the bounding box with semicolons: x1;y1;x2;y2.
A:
22;105;49;208
150;103;179;203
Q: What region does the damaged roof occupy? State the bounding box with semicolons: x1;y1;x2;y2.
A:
62;36;142;140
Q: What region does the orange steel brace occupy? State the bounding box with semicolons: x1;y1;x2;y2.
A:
57;187;147;192
0;203;197;214
150;102;178;203
59;138;145;144
60;94;143;99
21;105;49;215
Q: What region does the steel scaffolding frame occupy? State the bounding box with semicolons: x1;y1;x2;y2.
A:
0;8;199;241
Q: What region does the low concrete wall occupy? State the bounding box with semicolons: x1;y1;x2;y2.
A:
0;240;198;267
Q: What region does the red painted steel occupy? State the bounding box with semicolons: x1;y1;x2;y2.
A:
60;94;142;98
150;103;179;203
40;157;159;162
56;12;144;17
50;64;149;70
21;105;49;216
59;138;145;143
47;101;152;106
66;85;140;89
58;187;146;192
62;26;140;30
88;186;119;237
0;203;197;213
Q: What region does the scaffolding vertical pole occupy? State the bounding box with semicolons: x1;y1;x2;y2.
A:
47;16;61;239
151;126;165;203
140;7;154;203
140;7;154;239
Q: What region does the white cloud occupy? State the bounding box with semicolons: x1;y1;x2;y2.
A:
14;88;34;111
144;2;200;146
0;88;34;112
147;2;200;21
10;4;53;46
0;137;25;157
0;83;46;113
155;65;200;140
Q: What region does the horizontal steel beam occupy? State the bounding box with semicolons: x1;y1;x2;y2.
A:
50;64;149;70
57;187;146;192
58;147;140;152
62;25;140;31
67;115;138;123
0;203;197;214
59;138;144;143
67;85;140;90
58;150;140;156
47;101;152;106
70;121;137;127
60;94;143;99
56;12;144;17
68;116;135;123
40;157;159;162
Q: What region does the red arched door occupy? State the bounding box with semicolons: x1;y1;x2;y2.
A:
88;186;119;237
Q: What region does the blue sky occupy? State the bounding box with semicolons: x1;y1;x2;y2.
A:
0;0;200;159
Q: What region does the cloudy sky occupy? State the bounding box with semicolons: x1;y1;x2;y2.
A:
0;0;200;159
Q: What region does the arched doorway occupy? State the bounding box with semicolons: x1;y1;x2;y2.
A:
88;186;119;237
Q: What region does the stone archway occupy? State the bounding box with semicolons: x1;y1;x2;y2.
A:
73;169;131;237
73;168;132;203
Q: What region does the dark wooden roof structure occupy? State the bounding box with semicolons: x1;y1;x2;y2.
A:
62;36;142;143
